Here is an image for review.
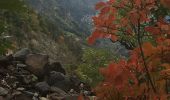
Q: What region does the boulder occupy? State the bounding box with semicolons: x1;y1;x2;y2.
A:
16;63;27;68
50;86;67;96
21;74;38;84
12;91;22;97
0;55;13;67
48;62;66;75
35;82;50;96
69;75;81;92
47;71;65;86
0;87;8;96
40;97;49;100
70;75;81;87
52;77;73;92
25;54;49;77
49;76;82;92
17;87;25;91
13;48;31;61
48;93;65;100
64;95;78;100
12;94;32;100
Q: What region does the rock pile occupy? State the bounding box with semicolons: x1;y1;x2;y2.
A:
0;48;85;100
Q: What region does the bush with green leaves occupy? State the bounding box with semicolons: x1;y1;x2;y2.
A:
76;48;119;87
0;0;27;55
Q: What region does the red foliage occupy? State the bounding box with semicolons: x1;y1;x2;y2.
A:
161;0;170;9
100;60;138;91
88;0;170;99
88;0;118;45
77;95;84;100
145;26;161;35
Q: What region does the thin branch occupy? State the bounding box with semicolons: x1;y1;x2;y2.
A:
136;18;157;93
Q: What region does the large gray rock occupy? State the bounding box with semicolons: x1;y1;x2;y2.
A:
35;82;50;95
70;75;81;87
64;95;78;100
50;86;67;96
48;93;65;100
13;48;31;61
52;77;74;92
47;71;65;86
47;76;80;92
0;87;8;96
25;54;49;77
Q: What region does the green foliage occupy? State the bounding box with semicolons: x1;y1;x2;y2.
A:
0;0;27;55
0;21;12;55
76;48;119;87
0;37;12;55
0;0;26;12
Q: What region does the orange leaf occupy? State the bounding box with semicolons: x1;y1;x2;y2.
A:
111;35;117;41
100;6;111;14
135;0;141;6
142;42;156;57
88;36;95;45
145;26;161;35
161;0;170;9
129;11;139;25
78;94;84;100
95;2;106;10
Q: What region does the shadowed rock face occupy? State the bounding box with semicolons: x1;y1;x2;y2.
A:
13;48;31;61
0;55;13;68
49;62;66;75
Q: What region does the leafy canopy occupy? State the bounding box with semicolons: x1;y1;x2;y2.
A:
88;0;170;99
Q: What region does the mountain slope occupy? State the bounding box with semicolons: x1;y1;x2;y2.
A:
25;0;101;38
0;0;104;66
0;0;128;69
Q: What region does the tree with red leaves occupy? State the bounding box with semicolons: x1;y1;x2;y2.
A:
88;0;170;99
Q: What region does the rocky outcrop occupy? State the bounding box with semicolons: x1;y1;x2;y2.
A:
0;49;87;100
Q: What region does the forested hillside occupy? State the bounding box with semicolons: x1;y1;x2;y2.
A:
0;0;103;65
26;0;101;37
